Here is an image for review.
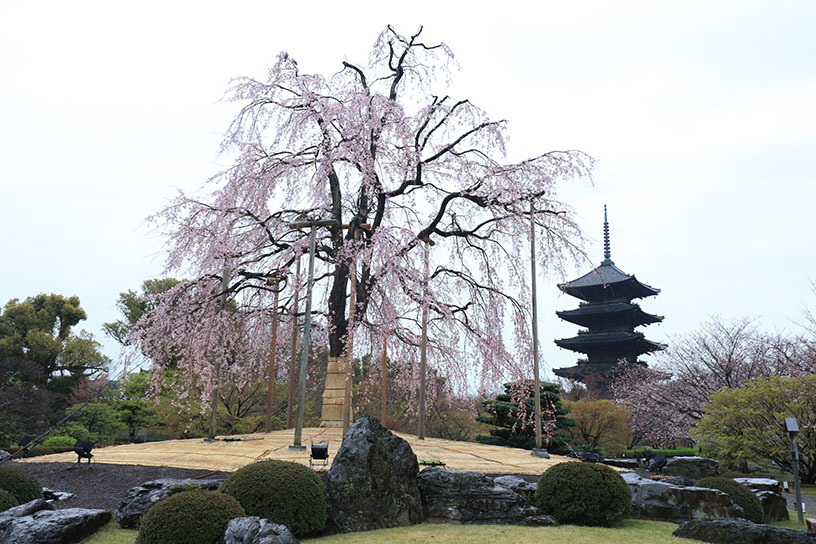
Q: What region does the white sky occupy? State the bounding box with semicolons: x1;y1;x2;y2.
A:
1;0;814;380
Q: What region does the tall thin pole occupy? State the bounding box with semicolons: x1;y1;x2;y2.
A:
209;264;230;440
265;285;280;433
291;222;318;450
380;335;388;427
418;239;430;440
287;257;301;428
342;228;359;436
530;201;543;451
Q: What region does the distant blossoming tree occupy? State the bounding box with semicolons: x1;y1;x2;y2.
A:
133;26;593;409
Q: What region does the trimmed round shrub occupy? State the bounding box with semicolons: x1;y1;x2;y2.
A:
135;489;245;544
0;466;43;504
696;476;763;523
219;459;327;536
534;462;631;526
0;489;18;512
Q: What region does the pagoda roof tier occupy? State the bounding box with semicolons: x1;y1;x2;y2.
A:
557;301;663;328
554;331;666;356
558;260;659;302
553;360;645;380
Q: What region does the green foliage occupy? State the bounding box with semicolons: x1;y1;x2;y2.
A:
41;434;76;447
695;477;763;523
563;399;633;456
0;489;18;512
0;466;43;503
219;459;327;536
135;489;244;544
0;432;11;447
0;294;109;395
693;375;816;483
476;380;575;453
621;448;697;459
534;462;631;526
104;278;180;346
57;402;124;444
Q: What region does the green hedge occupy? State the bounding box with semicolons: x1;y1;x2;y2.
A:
2;446;75;458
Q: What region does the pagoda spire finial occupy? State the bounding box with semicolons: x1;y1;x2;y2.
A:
602;205;612;264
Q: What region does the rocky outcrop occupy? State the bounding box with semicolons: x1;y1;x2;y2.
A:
755;490;789;524
221;517;299;544
43;487;76;503
733;478;783;494
674;518;816;543
326;415;423;533
0;507;110;544
0;451;11;463
622;472;738;521
114;477;224;528
727;478;788;523
663;456;720;481
492;475;537;498
418;468;554;526
602;458;640;470
0;499;53;522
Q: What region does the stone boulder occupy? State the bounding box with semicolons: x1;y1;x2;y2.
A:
0;499;53;523
418;468;554;526
492;475;537;498
0;507;110;544
602;458;640;470
114;477;224;528
733;478;783;494
755;490;789;524
673;518;816;543
221;517;299;544
0;450;11;463
663;456;720;481
43;487;76;503
622;472;738;521
325;415;423;533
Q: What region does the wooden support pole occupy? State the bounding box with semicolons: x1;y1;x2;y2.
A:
342;227;360;436
418;238;430;440
530;201;543;451
380;336;387;427
286;257;301;428
265;285;280;433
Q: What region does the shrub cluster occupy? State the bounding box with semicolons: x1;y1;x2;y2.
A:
695;476;763;523
219;459;327;536
534;462;631;527
135;489;245;544
41;435;77;447
0;489;18;512
621;448;697;458
0;466;43;504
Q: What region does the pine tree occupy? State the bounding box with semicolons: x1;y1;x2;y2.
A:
476;380;575;453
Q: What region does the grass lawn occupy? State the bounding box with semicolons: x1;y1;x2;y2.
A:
81;519;702;543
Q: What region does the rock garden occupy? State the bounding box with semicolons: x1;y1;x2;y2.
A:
2;415;814;544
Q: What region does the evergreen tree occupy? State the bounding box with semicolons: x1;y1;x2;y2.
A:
476;380;575;453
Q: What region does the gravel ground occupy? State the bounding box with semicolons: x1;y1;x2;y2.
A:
9;461;232;511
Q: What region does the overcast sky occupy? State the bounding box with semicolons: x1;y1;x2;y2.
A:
1;0;814;380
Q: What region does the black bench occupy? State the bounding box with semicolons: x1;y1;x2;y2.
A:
310;440;329;469
73;440;95;466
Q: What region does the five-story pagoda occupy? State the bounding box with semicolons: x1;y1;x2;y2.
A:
553;206;665;396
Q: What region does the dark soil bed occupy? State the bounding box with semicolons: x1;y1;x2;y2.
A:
10;461;232;511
